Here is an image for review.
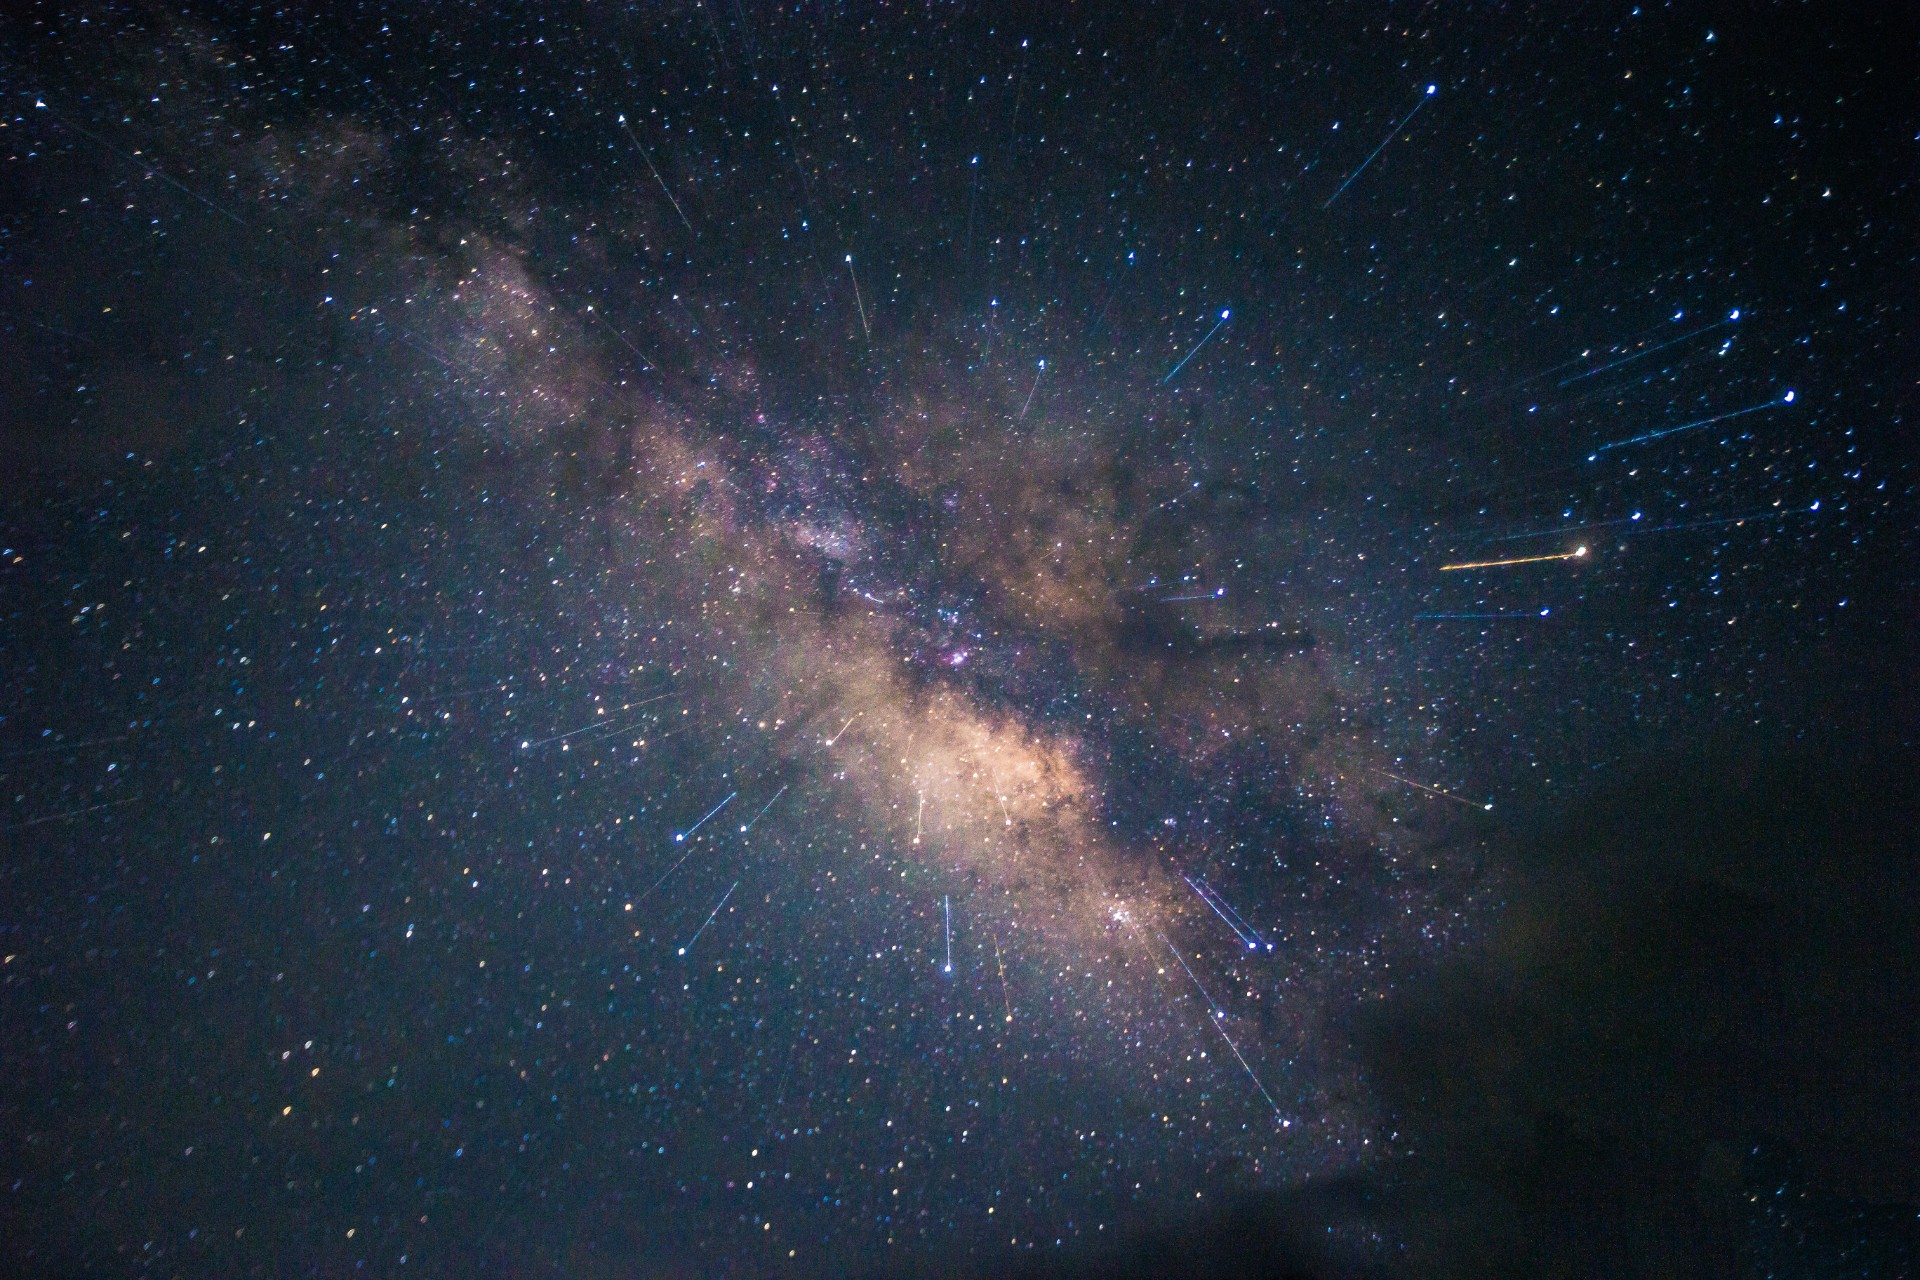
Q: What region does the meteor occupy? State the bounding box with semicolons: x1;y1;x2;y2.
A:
1556;311;1742;387
678;881;738;956
1439;546;1587;572
1324;83;1437;209
1413;610;1553;619
1017;359;1046;419
8;794;141;829
674;790;736;843
519;691;679;750
739;783;788;834
992;930;1013;1022
1163;309;1230;385
519;717;617;750
618;112;694;234
34;96;245;225
1372;768;1493;812
1590;390;1794;457
634;845;699;905
845;254;871;342
580;302;660;372
1156;930;1290;1128
1183;875;1270;951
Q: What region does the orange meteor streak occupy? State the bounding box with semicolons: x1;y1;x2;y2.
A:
1439;545;1588;571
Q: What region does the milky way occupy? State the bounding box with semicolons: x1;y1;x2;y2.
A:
2;4;1910;1276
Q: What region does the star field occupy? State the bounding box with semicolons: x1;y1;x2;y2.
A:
2;3;1914;1276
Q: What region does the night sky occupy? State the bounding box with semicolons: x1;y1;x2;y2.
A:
3;3;1915;1277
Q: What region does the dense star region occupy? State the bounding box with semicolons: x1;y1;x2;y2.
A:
3;3;1915;1277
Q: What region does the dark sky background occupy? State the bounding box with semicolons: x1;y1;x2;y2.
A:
1;2;1914;1276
